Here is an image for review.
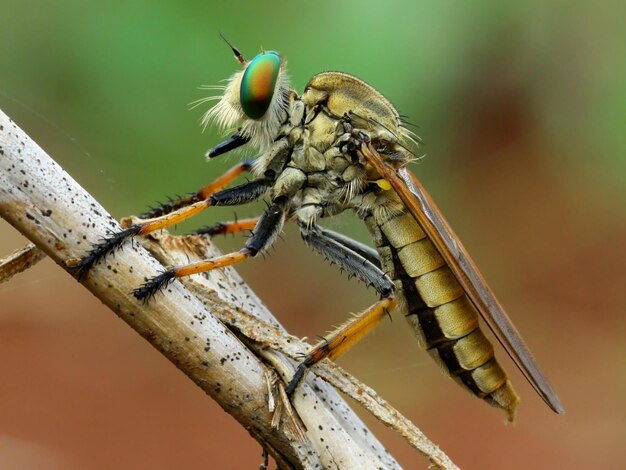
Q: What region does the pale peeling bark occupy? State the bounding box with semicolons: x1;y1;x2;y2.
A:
0;243;45;283
0;108;458;470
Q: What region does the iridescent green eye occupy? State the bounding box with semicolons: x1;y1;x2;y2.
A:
240;51;281;119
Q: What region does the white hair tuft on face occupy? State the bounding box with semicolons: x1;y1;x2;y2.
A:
198;60;292;153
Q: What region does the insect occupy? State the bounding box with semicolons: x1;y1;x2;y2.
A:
73;39;563;421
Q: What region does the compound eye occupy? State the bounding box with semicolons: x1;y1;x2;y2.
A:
240;51;281;119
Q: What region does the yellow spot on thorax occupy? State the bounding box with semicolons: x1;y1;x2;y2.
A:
375;178;392;190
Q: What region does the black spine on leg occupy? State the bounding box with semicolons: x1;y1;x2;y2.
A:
301;225;393;297
141;193;202;219
207;133;250;158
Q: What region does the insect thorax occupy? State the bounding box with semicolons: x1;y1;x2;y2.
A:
250;72;414;227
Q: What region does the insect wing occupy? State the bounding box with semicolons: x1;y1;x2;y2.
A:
360;143;564;413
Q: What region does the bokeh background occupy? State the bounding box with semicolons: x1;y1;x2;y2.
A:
1;1;625;468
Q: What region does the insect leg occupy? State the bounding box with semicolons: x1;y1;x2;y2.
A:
142;159;254;218
133;197;288;301
206;132;249;159
72;177;271;279
286;225;395;397
195;217;260;237
314;226;381;269
194;219;381;267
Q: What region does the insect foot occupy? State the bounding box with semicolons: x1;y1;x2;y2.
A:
133;269;176;302
67;225;142;280
285;356;316;398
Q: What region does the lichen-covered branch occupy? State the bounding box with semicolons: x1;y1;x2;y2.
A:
0;108;458;470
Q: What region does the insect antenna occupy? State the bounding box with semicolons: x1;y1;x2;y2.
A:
219;32;245;65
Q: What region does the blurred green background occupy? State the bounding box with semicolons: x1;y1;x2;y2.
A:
1;1;625;468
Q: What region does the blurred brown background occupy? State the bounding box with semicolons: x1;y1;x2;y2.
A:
1;1;625;469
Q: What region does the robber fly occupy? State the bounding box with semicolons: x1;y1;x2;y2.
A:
73;39;563;421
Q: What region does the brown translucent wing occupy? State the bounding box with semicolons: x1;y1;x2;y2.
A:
361;143;564;413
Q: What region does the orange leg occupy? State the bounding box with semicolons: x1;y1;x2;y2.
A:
71;162;269;279
133;198;288;301
173;250;250;277
133;248;253;300
286;296;396;396
141;160;254;218
197;161;254;199
285;223;397;396
196;217;260;237
138;200;212;233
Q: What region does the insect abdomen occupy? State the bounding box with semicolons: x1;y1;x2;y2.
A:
365;211;520;420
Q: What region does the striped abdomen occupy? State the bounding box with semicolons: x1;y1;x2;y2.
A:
364;210;520;420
